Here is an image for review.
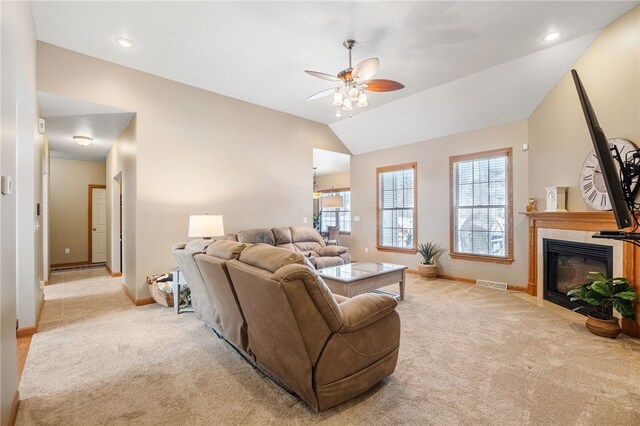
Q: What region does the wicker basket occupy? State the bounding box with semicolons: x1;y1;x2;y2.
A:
146;276;174;307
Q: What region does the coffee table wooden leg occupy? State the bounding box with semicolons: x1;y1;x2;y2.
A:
400;270;405;301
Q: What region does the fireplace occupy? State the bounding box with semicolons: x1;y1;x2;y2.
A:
543;238;613;316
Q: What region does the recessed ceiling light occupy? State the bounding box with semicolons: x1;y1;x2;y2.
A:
544;32;561;42
73;136;93;146
115;37;135;48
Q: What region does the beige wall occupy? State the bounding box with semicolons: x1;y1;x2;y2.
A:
351;121;530;286
1;1;38;423
37;42;349;300
49;158;106;265
529;7;640;211
106;117;136;293
316;172;350;190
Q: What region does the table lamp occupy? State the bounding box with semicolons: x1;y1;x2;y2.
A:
188;214;224;239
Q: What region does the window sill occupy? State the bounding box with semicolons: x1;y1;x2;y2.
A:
376;246;417;254
449;253;514;265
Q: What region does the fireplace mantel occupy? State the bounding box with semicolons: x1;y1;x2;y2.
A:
522;211;639;337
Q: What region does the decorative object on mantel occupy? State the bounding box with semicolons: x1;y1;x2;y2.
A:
526;197;536;213
579;138;637;210
567;272;638;339
544;186;567;212
417;242;445;279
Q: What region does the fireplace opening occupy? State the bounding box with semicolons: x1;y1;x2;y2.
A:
543;239;613;316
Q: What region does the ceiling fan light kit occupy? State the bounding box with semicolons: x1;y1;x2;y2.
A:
305;39;404;118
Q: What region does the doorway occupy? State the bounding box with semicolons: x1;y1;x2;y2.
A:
89;184;107;264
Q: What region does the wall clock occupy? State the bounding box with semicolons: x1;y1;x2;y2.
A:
579;138;637;210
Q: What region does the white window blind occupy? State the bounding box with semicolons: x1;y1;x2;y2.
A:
320;191;351;232
451;152;509;258
378;164;416;250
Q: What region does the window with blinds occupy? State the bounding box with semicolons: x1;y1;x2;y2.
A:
320;190;351;233
377;163;417;252
450;148;513;263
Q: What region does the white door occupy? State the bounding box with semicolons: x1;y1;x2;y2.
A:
92;187;107;263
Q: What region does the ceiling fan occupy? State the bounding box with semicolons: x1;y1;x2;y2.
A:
305;39;404;118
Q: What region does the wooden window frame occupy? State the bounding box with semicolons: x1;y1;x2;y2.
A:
449;148;513;264
319;187;351;235
376;162;418;254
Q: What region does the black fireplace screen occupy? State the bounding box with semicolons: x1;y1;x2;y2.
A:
543;239;613;315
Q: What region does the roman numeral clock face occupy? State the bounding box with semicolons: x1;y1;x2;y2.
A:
579;138;637;210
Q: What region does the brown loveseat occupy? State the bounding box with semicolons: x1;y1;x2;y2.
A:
172;241;400;412
227;226;350;269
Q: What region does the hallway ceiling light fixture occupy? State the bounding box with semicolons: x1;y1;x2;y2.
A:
72;135;93;146
115;36;135;48
544;31;562;42
305;39;404;118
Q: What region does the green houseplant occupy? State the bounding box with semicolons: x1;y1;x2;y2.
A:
567;272;638;338
417;242;445;279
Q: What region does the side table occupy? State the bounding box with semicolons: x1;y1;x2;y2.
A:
170;267;193;315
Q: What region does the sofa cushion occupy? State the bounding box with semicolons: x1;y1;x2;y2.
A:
273;227;293;245
184;238;214;252
238;243;306;273
205;240;247;260
291;226;325;246
237;228;275;245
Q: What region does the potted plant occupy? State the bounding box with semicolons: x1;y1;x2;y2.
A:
567;272;638;338
417;242;445;279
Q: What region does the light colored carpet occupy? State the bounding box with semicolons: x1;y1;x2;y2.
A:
16;269;640;425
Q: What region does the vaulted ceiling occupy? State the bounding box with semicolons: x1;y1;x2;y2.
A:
31;1;638;155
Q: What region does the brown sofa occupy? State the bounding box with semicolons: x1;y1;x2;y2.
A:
172;242;400;412
227;226;350;269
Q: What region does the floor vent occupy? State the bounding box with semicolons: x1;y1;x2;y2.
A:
476;279;508;291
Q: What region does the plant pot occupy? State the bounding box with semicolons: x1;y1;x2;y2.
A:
418;263;438;279
585;315;621;339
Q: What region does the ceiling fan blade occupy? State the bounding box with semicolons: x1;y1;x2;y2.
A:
364;79;405;92
307;88;336;101
352;58;379;81
304;70;341;82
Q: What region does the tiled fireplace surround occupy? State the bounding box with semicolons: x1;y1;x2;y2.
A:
524;211;640;338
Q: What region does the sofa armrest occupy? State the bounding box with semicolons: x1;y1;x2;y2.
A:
172;242;187;251
338;294;397;333
319;245;348;256
333;294;349;304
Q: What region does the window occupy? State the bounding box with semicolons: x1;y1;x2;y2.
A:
450;148;513;264
377;163;417;253
319;190;351;233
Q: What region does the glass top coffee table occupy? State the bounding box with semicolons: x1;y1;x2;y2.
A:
316;262;407;301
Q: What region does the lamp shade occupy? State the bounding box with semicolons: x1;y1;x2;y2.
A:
188;215;224;238
322;195;344;208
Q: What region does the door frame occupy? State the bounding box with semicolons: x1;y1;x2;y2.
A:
88;184;107;264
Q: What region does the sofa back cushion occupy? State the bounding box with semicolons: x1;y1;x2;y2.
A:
290;226;325;255
205;239;246;260
237;228;275;245
238;243;306;273
272;227;298;251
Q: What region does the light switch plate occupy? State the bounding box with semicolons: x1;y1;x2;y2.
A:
1;176;13;195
